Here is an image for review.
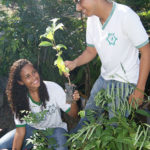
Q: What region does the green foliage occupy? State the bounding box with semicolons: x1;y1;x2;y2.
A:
21;110;56;150
138;10;150;34
67;85;150;150
26;129;56;150
78;110;85;118
21;110;48;124
0;1;43;75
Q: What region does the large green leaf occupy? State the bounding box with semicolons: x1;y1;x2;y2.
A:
39;41;52;47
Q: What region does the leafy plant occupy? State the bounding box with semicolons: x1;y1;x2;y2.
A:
21;110;48;124
26;128;56;150
21;110;56;150
39;18;71;84
67;84;150;150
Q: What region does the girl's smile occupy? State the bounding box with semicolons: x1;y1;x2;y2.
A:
18;64;40;91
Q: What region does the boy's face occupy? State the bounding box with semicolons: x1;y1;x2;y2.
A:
75;0;96;17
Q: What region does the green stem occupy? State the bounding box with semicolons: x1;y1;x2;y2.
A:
68;76;71;85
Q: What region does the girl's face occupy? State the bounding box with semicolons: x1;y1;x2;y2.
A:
18;64;40;91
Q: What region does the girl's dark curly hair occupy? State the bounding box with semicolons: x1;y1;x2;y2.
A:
6;59;49;121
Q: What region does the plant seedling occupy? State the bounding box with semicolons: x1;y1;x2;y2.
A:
39;18;76;103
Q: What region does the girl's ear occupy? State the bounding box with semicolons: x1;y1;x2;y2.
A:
17;80;24;85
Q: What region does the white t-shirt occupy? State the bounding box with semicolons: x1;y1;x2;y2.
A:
14;81;71;131
86;2;149;84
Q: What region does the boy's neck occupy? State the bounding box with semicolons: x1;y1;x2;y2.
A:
97;1;113;23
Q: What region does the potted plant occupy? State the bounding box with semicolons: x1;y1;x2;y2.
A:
39;18;76;104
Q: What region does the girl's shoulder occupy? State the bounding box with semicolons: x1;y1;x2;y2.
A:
44;80;60;88
43;81;64;93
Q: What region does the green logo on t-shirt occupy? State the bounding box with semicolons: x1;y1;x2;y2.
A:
106;33;117;46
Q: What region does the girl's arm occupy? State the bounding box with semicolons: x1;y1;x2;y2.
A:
67;90;79;118
12;126;26;150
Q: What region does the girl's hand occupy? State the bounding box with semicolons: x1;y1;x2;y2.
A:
73;90;80;103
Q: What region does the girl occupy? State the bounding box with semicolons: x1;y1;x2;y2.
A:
0;59;79;150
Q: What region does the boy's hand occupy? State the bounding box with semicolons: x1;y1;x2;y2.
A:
129;89;144;108
64;60;77;71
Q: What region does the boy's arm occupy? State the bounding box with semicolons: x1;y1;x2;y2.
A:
129;43;150;106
